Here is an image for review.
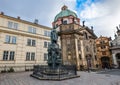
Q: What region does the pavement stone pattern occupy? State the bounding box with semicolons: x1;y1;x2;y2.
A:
0;70;120;85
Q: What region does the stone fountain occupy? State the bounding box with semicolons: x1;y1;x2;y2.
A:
30;27;80;80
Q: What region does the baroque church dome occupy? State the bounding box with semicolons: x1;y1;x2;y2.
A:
54;5;77;22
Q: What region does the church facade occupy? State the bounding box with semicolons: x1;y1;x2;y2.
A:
52;5;98;70
110;26;120;68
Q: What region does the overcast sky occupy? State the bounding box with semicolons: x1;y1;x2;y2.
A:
0;0;120;39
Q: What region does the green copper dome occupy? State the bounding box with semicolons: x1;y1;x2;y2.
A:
54;5;77;22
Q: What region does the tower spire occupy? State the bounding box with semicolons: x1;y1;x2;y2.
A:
61;5;68;10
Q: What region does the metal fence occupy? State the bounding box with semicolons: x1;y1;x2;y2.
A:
32;65;77;80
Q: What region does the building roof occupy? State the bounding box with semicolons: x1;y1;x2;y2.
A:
0;12;52;30
54;5;77;22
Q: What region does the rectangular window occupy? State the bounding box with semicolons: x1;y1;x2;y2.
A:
5;35;11;43
3;51;9;60
26;52;30;60
27;39;31;46
12;36;16;44
14;23;18;29
27;39;36;46
8;21;18;29
5;35;17;44
48;42;50;47
44;31;50;37
48;31;51;37
28;27;32;33
44;53;48;61
31;52;35;60
44;41;47;48
32;40;36;46
3;51;15;61
8;21;13;28
28;27;36;34
44;31;47;36
9;51;15;60
33;28;36;34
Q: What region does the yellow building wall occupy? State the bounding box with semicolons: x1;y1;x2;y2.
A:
0;15;51;71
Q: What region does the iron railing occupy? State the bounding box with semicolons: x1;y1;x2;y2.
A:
32;65;77;80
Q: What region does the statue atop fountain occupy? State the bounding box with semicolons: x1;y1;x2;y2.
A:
47;27;62;69
31;27;79;80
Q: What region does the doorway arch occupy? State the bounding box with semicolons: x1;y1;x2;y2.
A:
101;57;110;69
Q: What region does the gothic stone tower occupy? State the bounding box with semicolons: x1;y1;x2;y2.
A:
52;5;98;70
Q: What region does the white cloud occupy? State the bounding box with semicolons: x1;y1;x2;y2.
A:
80;3;109;19
0;0;76;27
79;0;120;39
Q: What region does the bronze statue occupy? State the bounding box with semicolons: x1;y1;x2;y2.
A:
47;28;61;69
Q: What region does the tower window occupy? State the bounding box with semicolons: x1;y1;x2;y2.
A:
63;20;67;24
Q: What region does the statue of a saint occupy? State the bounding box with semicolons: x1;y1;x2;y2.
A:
47;28;61;69
51;29;58;43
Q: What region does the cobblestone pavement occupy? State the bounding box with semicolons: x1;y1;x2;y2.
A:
0;71;120;85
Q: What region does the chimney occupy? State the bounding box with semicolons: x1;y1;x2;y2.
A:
34;19;39;24
17;16;20;19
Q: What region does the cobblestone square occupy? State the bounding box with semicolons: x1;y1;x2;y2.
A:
0;70;120;85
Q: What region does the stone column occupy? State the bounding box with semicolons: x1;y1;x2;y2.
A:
112;54;118;67
75;38;79;70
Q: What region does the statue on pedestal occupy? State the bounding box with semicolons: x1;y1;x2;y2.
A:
47;28;62;69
